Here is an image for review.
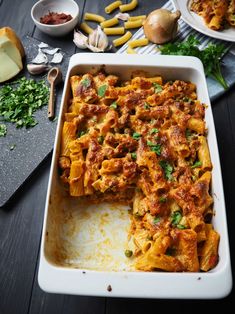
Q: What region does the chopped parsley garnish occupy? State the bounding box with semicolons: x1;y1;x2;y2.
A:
132;132;141;140
159;196;167;203
0;124;7;137
131;152;137;160
98;84;107;97
98;135;104;144
110;101;118;109
153;82;163;93
81;78;91;88
159;160;173;180
0;77;49;132
144;102;150;109
124;249;133;258
185;129;192;140
159;35;228;89
171;211;182;226
77;130;86;137
191;160;202;169
147;141;161;155
153;216;161;224
177;224;186;230
150;128;159;135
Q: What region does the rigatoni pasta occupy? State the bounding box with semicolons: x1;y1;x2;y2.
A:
113;31;132;47
105;0;123;14
119;0;138;12
103;27;125;35
100;17;119;28
59;71;219;273
84;12;105;23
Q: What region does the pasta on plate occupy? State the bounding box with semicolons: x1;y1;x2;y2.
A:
190;0;235;30
59;70;219;272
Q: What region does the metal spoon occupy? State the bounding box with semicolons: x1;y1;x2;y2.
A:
47;67;62;119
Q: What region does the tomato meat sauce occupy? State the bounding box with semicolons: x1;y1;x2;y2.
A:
40;12;73;25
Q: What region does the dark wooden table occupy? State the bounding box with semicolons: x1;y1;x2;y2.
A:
0;1;234;313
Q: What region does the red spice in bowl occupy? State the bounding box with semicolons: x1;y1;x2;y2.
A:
40;12;73;25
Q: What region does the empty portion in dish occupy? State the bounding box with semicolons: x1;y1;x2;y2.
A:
57;70;219;272
190;0;235;30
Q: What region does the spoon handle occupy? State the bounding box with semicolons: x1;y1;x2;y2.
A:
48;81;55;119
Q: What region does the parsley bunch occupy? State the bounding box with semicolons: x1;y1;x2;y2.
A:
0;77;49;134
159;35;228;90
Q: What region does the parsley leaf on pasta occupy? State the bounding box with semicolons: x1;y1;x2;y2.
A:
159;160;173;180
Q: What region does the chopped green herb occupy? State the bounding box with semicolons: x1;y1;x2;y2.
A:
98;135;104;144
131;152;137;160
185;129;192;140
171;211;182;226
147;141;162;155
153;216;161;224
144;102;150;109
191;160;202;169
159;196;167;203
124;249;133;258
0;124;7;137
77;130;86;137
132;132;141;140
81;78;91;88
110;101;118;109
159;160;173;180
192;175;196;181
98;84;107;97
177;224;186;230
0;77;49;133
159;35;228;89
150;128;159;134
153;82;163;93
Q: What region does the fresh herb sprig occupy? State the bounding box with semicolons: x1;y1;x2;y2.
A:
0;77;49;133
159;35;228;90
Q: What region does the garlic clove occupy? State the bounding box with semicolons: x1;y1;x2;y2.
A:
87;26;109;52
115;13;130;21
27;64;51;75
73;29;88;49
31;48;48;64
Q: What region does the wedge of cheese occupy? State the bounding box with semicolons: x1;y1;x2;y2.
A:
0;27;25;57
0;27;25;83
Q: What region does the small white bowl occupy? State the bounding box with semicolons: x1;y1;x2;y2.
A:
31;0;79;37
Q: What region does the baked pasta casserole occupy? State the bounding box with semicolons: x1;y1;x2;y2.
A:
190;0;235;30
59;70;219;272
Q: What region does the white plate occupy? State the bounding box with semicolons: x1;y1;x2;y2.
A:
172;0;235;42
38;53;232;299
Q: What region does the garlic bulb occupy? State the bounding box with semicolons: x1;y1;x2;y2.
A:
87;26;109;52
73;29;88;49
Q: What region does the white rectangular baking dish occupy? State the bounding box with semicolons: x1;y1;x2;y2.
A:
38;53;232;299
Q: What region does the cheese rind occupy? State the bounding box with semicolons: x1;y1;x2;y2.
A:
0;27;25;57
0;50;21;83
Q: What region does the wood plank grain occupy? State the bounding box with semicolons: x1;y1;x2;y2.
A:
28;264;105;314
0;0;35;37
0;160;51;314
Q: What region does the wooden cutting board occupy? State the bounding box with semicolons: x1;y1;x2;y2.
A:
0;35;70;207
